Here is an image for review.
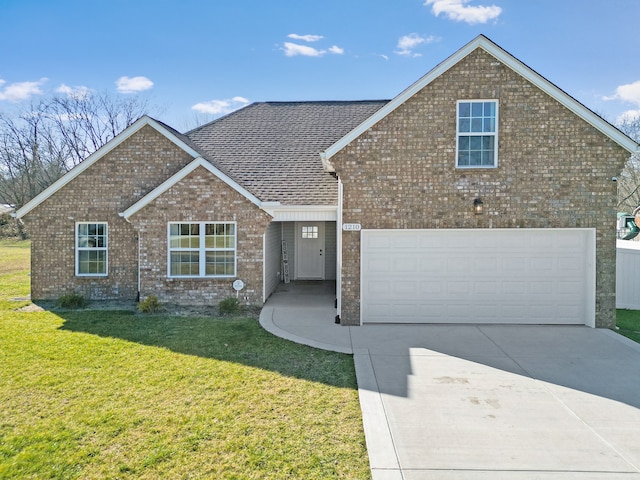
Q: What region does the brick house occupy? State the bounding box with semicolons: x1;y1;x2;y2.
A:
15;36;639;327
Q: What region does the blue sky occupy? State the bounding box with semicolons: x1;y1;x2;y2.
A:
1;0;639;131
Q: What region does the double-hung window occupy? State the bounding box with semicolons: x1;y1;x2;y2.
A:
76;222;108;276
457;100;498;168
168;222;236;278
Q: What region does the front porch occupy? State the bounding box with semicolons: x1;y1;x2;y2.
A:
263;221;337;302
267;280;336;308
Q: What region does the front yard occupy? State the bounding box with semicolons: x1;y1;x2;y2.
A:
616;309;640;344
0;240;370;479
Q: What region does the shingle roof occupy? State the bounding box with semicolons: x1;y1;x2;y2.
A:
185;101;388;205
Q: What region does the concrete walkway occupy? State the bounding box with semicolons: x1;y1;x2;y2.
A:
260;283;640;480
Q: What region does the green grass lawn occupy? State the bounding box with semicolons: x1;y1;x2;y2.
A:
0;240;371;479
615;309;640;344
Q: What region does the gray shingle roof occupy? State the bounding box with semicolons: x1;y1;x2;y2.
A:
185;101;388;205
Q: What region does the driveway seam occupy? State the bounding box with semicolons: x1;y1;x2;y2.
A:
354;351;403;479
540;379;640;474
477;325;640;474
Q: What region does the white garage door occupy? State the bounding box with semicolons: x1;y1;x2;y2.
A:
361;229;595;326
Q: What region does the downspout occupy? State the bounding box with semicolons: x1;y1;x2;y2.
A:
262;232;266;303
119;213;140;302
137;231;141;302
336;178;343;324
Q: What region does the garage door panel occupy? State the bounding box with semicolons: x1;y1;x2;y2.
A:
448;257;472;273
361;229;594;325
476;282;498;294
420;258;445;272
393;257;418;272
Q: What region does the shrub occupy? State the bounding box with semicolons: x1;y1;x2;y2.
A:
219;297;240;315
57;292;88;309
139;295;161;314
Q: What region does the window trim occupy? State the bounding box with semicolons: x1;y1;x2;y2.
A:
75;222;108;277
167;221;237;279
456;99;499;169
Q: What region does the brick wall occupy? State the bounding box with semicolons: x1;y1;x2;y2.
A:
23;125;195;301
128;166;272;305
332;49;629;327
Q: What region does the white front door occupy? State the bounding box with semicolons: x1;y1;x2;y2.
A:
295;222;325;280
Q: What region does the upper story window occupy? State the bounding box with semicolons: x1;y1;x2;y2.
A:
168;222;236;278
76;222;108;276
456;100;498;168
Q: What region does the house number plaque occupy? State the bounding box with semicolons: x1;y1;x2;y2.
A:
342;223;361;231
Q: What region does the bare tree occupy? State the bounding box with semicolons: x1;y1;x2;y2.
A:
0;103;66;208
617;116;640;213
0;91;155;209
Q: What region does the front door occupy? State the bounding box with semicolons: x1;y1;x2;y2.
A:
295;222;325;280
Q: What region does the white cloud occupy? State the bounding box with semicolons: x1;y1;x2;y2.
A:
282;42;344;57
606;80;640;105
618;109;640;124
287;33;323;42
231;96;249;104
56;84;91;100
191;96;250;115
425;0;502;24
283;42;325;57
116;76;154;94
0;78;47;102
395;34;438;57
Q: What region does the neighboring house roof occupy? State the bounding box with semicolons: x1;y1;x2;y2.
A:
186;101;388;205
321;35;640;167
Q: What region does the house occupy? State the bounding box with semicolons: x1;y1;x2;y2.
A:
14;35;639;328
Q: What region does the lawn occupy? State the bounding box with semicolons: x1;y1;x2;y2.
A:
615;309;640;344
0;239;371;479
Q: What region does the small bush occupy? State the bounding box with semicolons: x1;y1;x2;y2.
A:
57;292;88;309
219;297;240;315
139;295;161;314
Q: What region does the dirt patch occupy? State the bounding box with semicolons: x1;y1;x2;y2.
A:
14;299;260;319
15;303;45;312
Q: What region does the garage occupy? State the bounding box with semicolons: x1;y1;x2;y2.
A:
360;229;595;326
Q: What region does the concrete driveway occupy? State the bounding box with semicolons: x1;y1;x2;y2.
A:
260;285;640;479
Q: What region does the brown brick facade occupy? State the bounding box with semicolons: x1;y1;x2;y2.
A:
128;166;272;305
332;49;628;327
23;125;211;302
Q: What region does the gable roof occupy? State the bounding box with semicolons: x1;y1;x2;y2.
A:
321;35;640;165
119;157;263;220
186;101;388;205
13;116;204;219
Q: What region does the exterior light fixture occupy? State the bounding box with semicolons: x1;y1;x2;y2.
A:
473;197;484;215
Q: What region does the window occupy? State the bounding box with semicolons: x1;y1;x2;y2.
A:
168;222;236;277
301;225;318;239
76;222;108;276
457;100;498;168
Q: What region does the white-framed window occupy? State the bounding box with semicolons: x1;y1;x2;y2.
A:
456;100;498;168
168;222;236;278
76;222;108;276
